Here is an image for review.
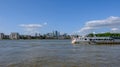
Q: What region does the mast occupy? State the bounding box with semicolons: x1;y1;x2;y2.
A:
93;32;96;37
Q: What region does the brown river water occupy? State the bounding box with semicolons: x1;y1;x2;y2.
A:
0;40;120;67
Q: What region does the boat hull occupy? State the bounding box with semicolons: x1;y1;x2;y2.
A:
95;42;120;44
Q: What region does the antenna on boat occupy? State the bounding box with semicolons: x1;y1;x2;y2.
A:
93;32;96;37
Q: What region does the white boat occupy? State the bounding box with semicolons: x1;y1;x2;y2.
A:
72;36;120;44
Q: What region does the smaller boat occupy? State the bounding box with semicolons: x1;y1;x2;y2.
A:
72;36;91;44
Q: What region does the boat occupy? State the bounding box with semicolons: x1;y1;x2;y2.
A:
72;36;120;45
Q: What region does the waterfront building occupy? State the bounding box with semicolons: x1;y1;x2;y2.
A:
0;33;4;39
4;35;10;39
10;32;20;40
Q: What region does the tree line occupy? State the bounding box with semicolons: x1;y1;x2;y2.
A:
87;32;120;37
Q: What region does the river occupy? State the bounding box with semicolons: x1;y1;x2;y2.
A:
0;40;120;67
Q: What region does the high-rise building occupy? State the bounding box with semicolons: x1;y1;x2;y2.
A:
10;32;19;40
0;33;4;39
53;30;60;37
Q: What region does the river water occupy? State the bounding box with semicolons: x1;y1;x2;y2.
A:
0;40;120;67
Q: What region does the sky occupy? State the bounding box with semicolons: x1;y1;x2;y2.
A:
0;0;120;35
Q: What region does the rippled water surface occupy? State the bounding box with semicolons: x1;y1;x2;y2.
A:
0;40;120;67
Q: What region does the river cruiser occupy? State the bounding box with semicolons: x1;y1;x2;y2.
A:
72;36;120;44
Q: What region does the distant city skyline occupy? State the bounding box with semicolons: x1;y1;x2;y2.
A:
0;31;71;40
0;0;120;35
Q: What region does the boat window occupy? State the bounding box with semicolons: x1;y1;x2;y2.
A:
85;38;87;40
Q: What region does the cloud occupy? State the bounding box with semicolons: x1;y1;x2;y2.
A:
111;28;120;33
79;16;120;34
19;23;47;34
20;24;43;28
111;28;119;31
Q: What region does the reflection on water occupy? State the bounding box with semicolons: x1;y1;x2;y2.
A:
0;40;120;67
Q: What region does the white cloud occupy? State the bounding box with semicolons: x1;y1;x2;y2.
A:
79;16;120;34
111;28;119;31
19;23;47;34
20;24;43;28
111;28;120;33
